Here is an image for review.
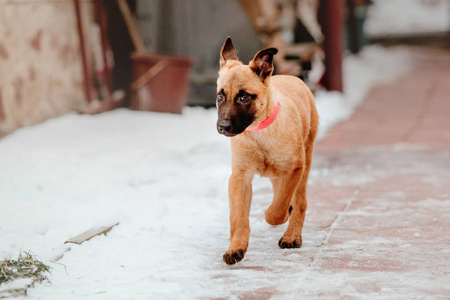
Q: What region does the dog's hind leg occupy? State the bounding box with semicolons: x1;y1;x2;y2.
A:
265;167;304;226
278;133;316;248
268;177;289;224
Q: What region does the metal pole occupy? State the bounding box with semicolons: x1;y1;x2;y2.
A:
319;0;343;92
74;0;93;102
95;0;113;94
347;0;360;54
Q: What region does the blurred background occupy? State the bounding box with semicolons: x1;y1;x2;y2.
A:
0;0;449;136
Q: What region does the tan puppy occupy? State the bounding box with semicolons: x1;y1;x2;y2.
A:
216;37;319;265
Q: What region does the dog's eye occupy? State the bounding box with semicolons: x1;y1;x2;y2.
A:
217;93;225;102
240;93;251;103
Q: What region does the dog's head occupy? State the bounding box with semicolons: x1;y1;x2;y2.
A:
216;37;278;137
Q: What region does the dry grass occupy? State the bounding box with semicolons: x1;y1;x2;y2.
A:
0;252;50;298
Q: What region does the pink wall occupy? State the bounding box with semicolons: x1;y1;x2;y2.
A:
0;1;96;136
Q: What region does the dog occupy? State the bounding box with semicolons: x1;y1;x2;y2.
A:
216;37;319;265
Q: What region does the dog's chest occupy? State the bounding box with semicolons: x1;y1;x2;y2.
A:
254;144;299;177
232;132;302;177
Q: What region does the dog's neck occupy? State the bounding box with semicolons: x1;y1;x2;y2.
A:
261;87;278;123
265;95;277;119
246;92;279;132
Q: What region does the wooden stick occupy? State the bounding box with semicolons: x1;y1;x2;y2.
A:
130;60;168;91
65;223;119;245
116;0;147;53
73;0;93;103
96;0;114;93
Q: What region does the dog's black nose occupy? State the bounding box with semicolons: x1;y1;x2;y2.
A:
218;121;232;134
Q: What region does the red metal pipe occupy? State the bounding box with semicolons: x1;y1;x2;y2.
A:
95;0;113;93
319;0;344;92
74;0;93;103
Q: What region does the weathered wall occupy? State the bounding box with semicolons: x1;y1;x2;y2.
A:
0;0;94;136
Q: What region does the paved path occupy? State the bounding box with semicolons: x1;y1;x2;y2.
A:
300;47;450;298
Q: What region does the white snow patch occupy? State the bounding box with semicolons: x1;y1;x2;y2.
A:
382;191;406;199
0;278;33;292
392;143;428;152
365;0;450;37
331;175;375;186
422;174;450;188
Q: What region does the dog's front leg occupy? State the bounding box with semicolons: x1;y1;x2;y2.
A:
223;170;253;265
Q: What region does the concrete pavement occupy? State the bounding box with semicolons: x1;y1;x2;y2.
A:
302;47;450;298
304;49;450;299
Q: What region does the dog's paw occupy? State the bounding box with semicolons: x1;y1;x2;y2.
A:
278;236;302;249
223;249;246;265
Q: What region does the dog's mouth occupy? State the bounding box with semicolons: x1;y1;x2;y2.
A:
221;131;238;137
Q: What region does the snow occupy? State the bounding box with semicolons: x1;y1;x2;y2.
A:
365;0;450;37
0;46;413;299
0;278;33;293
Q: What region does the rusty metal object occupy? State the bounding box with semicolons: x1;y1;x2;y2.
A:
95;0;113;93
74;0;93;103
318;0;343;92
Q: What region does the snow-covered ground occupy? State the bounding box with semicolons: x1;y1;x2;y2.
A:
0;46;412;299
365;0;450;37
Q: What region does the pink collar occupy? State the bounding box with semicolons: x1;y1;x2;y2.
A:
246;100;279;131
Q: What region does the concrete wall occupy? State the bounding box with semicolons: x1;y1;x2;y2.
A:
0;0;94;136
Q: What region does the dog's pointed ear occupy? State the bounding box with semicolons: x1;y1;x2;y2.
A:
249;48;278;80
220;37;239;68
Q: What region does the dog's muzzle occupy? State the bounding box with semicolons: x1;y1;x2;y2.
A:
217;120;237;137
